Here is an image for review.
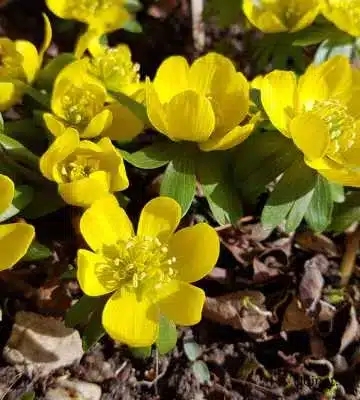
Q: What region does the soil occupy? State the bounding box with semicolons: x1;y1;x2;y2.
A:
0;1;359;399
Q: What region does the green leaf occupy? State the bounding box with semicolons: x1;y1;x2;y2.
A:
203;0;242;28
123;20;143;33
291;23;342;47
285;189;314;233
0;134;39;168
124;0;143;12
261;158;317;230
314;35;355;64
191;361;211;384
305;175;333;232
110;91;148;124
160;146;197;216
20;392;35;400
36;53;75;91
65;295;104;328
131;346;152;359
22;186;65;219
234;131;299;201
121;141;176;169
329;192;360;232
156;315;177;355
184;339;202;361
329;183;345;203
23;241;52;262
82;306;106;351
0;185;34;222
197;152;242;225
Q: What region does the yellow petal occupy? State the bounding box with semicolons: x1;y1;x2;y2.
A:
322;1;360;37
157;280;205;326
314;56;352;103
96;137;129;191
242;0;287;32
153;56;189;103
82;109;113;139
200;123;254;151
15;40;39;83
145;79;168;134
290;6;320;32
103;102;144;142
102;288;159;347
43;113;67;137
58;170;110;207
0;82;19;112
189;52;236;95
74;28;100;59
0;174;14;214
45;0;70;20
137;197;181;243
39;13;53;65
77;249;114;296
297;66;329;111
169;223;219;282
80;194;134;252
40;127;79;181
261;70;296;136
289;112;330;161
0;223;35;271
166;90;215;142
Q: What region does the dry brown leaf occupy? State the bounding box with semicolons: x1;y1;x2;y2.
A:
294;231;339;257
203;291;271;335
281;297;313;332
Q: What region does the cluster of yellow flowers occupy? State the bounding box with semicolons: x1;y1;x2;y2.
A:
243;0;360;36
1;0;360;349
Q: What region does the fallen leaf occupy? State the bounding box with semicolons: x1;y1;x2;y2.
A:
252;257;281;283
299;255;328;312
295;231;339;257
281;297;313;332
203;291;271;335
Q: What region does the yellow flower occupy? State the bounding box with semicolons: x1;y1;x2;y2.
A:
243;0;320;33
44;59;144;142
40;128;129;207
45;0;130;58
0;14;52;111
0;174;35;271
77;194;219;347
146;52;255;151
260;55;360;186
321;0;360;37
85;39;145;141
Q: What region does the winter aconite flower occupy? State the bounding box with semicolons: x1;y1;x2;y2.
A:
43;60;112;138
44;59;144;142
85;40;145;141
77;195;219;346
146;52;255;151
0;14;52;111
243;0;320;33
260;55;360;186
40;128;129;207
0;174;35;271
46;0;130;57
322;0;360;37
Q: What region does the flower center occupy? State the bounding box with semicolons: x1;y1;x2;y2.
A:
61;153;100;182
89;47;140;93
310;100;356;159
61;85;103;127
0;40;25;80
95;236;177;293
65;0;113;20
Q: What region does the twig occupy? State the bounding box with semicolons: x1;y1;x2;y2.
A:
340;223;360;286
231;377;283;398
137;358;169;388
191;0;205;52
